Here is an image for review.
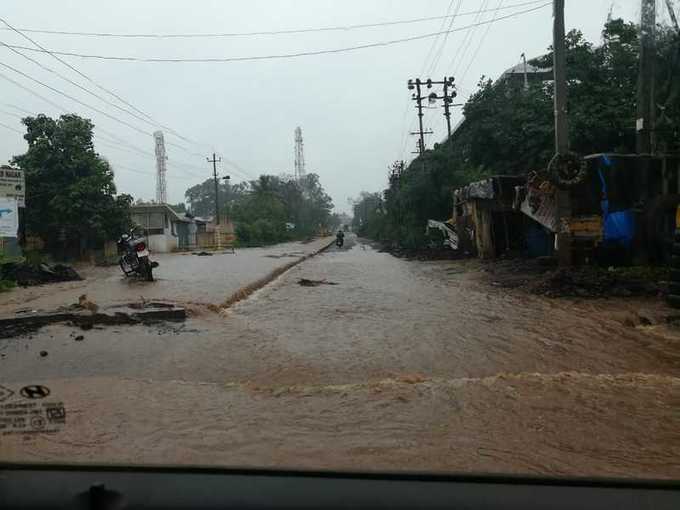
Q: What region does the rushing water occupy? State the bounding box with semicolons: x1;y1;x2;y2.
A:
2;237;680;479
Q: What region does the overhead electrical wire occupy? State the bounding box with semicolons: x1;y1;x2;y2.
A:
0;119;22;134
111;162;199;181
0;4;553;63
0;1;548;39
449;0;490;73
0;40;173;130
427;0;464;77
0;96;217;182
0;19;251;176
0;16;199;146
459;0;506;86
0;62;228;172
0;61;155;136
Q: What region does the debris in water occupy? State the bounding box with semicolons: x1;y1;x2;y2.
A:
39;350;48;357
297;278;338;287
0;261;81;287
78;294;99;313
193;251;213;256
74;335;84;341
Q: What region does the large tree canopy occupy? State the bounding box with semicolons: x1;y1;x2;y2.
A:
12;114;132;251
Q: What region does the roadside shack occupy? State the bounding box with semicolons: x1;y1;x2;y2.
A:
452;175;525;259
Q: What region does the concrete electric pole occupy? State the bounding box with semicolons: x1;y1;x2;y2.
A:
207;152;222;225
408;77;460;153
552;0;572;266
407;78;427;155
636;0;657;154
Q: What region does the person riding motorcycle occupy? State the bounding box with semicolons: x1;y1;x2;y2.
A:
336;229;345;247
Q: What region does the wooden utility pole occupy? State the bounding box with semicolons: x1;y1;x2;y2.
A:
207;152;222;225
636;0;657;154
553;0;572;266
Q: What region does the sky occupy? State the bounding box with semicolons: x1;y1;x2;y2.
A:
0;1;646;213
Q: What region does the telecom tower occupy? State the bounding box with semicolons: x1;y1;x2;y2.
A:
294;126;305;181
154;130;167;203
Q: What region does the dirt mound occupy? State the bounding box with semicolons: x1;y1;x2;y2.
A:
0;261;82;287
529;267;657;298
484;258;664;298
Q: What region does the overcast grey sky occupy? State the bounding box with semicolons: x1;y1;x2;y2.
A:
0;1;643;213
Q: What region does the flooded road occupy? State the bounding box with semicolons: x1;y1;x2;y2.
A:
0;237;333;315
2;235;680;479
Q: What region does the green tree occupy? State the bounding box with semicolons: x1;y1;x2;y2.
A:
12;114;132;254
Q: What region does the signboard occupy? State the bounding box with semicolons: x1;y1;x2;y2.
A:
0;197;19;238
0;166;25;207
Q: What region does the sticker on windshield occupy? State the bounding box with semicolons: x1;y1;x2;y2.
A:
0;384;65;436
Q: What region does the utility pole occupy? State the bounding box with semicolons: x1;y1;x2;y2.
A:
636;0;657;154
553;0;569;156
437;76;458;138
408;76;459;151
521;53;529;91
207;152;222;225
408;78;426;154
553;0;572;266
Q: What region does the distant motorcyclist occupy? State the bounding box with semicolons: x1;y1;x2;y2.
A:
336;229;345;248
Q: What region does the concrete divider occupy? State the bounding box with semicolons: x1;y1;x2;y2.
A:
220;237;335;309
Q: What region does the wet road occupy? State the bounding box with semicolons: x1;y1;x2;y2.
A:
0;237;333;315
2;235;680;479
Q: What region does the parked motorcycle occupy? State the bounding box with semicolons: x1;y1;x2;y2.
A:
117;229;158;281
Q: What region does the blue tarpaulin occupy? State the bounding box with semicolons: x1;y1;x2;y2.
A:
598;163;634;246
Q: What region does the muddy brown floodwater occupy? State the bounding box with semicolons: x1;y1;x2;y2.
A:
2;235;680;479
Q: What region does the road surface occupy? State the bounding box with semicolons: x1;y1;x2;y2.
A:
2;234;679;479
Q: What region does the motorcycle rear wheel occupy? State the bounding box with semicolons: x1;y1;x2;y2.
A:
139;258;154;281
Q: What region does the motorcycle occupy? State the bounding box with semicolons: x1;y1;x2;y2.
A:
336;233;344;248
117;229;158;281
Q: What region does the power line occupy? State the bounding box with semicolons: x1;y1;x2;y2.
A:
0;119;22;134
0;1;548;39
0;62;213;168
0;60;152;136
0;40;170;130
0;70;71;114
427;0;464;76
449;0;490;73
459;0;506;86
0;95;214;181
110;162;198;181
0;16;198;146
1;4;554;63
